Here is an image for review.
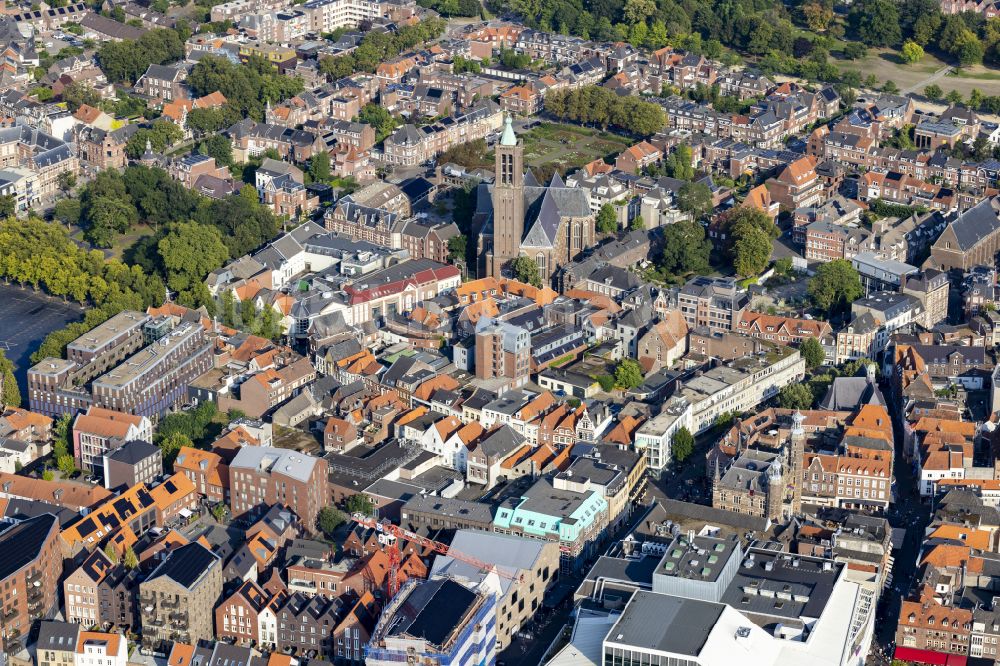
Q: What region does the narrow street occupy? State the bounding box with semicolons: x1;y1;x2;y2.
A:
497;497;656;666
868;384;932;664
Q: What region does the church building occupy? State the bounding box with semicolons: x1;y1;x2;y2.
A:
477;116;595;283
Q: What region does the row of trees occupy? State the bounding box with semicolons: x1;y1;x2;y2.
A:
543;86;666;137
318;18;447;80
0;217;164;319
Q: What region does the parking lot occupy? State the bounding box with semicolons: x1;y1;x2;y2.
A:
0;283;83;396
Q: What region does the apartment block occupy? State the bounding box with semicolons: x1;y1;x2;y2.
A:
474;316;530;388
72;406;152;475
0;514;61;650
228;446;328;530
139;542;223;647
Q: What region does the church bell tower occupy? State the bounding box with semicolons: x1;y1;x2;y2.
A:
489;115;524;277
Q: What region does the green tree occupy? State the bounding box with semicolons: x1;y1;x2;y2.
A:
103;543;121;565
61;81;101;111
778;383;813;409
42;469;54;481
447;235;467;263
671;426;695;463
310;150;332;182
615;358;644;389
800;337;826;369
85;196;138;247
0;194;14;218
511;255;542;287
199;135;233;168
946;89;965;105
849;0;901;46
883;80;899;94
732;223;773;277
158;431;192;468
259;305;281;340
658;219;711;276
158;221;230;294
317;506;347;537
924;83;943;100
808;259;863;313
676;182;713;219
901;40;924;63
123;546;139;569
211;503;227;522
359;103;399;143
57;454;76;477
596;203;618;234
0;349;20;407
951;29;985;66
221;289;237;327
345;493;375;516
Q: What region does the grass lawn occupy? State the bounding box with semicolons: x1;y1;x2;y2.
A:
509;121;631;173
109;224;156;260
840;48;1000;97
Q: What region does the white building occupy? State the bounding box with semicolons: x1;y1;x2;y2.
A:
74;631;128;666
634;398;692;475
677;346;806;434
602;547;875;666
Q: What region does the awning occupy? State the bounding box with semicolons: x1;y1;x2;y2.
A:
893;646;967;666
178;508;193;519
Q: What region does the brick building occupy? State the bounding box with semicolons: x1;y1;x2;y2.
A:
228;446;328;530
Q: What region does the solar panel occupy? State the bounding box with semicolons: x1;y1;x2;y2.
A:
76;516;97;537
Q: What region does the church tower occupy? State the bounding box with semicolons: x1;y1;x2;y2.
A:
488;115;524;277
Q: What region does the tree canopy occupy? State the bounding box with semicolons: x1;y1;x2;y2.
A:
615;358;644;389
800;337;826;369
544;86;665;136
97;28;184;84
808;259;863;314
511;255;542;287
671;427;694;463
657;219;711;277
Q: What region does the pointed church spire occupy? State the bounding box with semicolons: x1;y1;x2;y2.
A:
500;113;516;147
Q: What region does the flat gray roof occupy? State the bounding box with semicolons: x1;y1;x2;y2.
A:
68;310;148;353
720;548;841;621
606;590;723;656
93;322;202;389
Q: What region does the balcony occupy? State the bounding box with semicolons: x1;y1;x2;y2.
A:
26;570;42;584
160;598;181;609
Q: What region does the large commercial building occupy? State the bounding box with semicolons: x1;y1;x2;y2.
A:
431;530;559;650
594;532;876;666
494;473;609;572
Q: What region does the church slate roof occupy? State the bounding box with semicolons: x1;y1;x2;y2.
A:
478;173;591;249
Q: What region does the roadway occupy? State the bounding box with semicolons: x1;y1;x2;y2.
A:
866;381;931;666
